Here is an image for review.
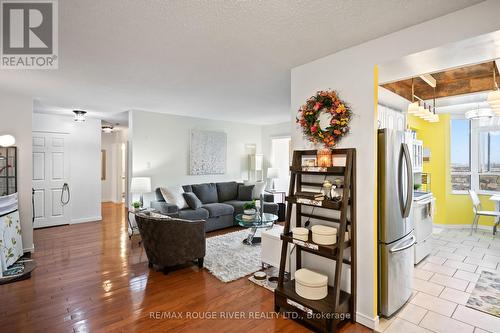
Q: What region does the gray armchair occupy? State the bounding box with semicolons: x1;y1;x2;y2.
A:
135;211;206;274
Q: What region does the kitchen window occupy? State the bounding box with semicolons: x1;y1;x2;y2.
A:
451;117;500;194
450;119;471;191
479;130;500;192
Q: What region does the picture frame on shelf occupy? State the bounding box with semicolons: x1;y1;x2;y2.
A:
301;156;317;167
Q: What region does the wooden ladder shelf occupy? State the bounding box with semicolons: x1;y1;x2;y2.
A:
274;148;357;333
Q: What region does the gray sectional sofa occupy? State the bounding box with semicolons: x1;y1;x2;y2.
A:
151;181;278;232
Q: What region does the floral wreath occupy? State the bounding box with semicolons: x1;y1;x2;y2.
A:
296;89;352;148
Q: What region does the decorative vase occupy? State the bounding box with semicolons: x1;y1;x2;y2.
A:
322;180;333;199
331;178;343;202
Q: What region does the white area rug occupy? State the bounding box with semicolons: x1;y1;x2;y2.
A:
204;229;262;282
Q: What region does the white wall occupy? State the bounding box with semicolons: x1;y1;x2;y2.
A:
101;130;127;203
32;113;102;224
0;92;33;252
290;1;500;328
130;110;263;192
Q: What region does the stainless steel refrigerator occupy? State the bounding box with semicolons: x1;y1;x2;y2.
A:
378;128;415;317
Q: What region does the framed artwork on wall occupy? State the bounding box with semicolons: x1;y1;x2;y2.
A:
190;130;227;175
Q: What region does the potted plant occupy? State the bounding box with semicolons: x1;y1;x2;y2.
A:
132;201;141;211
243;200;256;215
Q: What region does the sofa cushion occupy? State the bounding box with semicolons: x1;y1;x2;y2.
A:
237;184;254;201
201;203;234;217
191;183;218;204
182;185;192;193
160;186;188;209
183;192;202;209
216;181;238;202
178;208;209;220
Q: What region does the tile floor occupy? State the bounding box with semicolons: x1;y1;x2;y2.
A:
376;228;500;333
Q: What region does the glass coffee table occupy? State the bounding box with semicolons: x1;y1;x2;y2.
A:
235;213;278;245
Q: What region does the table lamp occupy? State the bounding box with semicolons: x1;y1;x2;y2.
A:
130;177;151;208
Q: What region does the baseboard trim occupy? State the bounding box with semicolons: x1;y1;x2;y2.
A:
434;223;496;231
71;216;102;224
356;312;378;329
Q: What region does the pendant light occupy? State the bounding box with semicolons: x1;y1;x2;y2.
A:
487;63;500;106
73;110;87;122
102;124;114;133
465;104;493;120
407;78;420;114
492;104;500;115
429;87;439;123
407;77;440;123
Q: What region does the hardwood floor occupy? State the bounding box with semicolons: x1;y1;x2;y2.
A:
0;203;372;333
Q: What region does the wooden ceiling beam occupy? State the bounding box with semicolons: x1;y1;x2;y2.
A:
381;61;500;101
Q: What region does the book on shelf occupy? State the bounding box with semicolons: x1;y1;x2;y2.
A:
295;191;324;199
301;166;327;172
242;214;255;221
296;197;324;206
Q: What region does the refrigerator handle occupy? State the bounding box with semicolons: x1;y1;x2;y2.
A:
402;143;413;218
398;144;405;217
389;235;416;253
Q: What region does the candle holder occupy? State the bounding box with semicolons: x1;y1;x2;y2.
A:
317;148;332;167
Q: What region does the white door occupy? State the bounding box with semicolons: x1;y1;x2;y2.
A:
32;132;70;228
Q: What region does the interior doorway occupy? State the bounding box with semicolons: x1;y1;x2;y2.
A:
270;136;291;191
101;129;128;204
32;131;71;228
375;30;500;330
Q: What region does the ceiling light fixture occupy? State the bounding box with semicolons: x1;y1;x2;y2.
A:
465;105;493;120
407;78;439;123
102;124;114;133
407;79;420;114
73;110;87;122
407;102;419;114
491;104;500;115
428;86;439;123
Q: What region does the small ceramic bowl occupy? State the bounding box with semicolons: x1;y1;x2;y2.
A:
253;271;267;280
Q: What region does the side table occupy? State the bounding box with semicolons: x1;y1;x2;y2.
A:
127;208;141;240
265;189;286;221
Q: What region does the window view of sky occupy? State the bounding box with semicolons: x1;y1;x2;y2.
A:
450;119;470;169
451;119;500;192
490;131;500;169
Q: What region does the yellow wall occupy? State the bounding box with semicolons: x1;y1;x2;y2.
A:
407;114;497;227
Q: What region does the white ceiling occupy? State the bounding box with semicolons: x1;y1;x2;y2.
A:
1;0;482;125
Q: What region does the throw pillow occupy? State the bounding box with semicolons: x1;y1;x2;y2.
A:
160;186;188;209
237;184;254;201
191;183;218;204
183;192;202;209
244;181;266;199
216;182;238;202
